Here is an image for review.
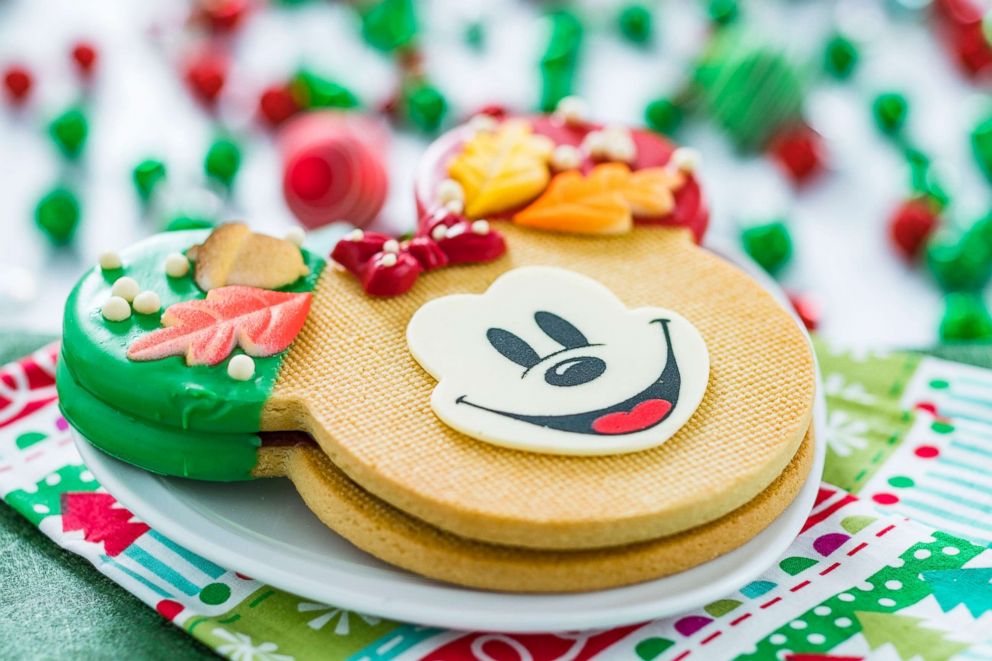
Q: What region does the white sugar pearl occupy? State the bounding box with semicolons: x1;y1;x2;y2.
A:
531;135;555;158
581;130;609;158
551;144;582;171
471;220;490;235
346;228;365;241
98;251;122;271
606;134;637;163
445;198;465;214
227;354;255;381
380;252;398;267
468;114;498;133
285;227;306;247
382;239;400;253
431;224;448;241
436;179;464;205
672;147;701;173
164;253;190;278
111;276;140;302
101;296;131;322
556;96;588;126
132;291;161;315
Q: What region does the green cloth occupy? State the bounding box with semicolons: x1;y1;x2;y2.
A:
0;331;213;659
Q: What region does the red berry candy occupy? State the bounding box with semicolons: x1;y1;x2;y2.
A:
787;292;821;331
195;0;250;33
889;198;939;261
183;50;228;106
258;84;299;127
768;124;824;185
3;65;32;104
71;41;98;77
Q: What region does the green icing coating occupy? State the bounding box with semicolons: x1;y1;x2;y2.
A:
60;229;325;434
58;357;262;481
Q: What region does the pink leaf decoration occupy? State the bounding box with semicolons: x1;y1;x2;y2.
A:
127;286;312;366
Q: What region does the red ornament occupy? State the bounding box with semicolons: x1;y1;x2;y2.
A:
258;84;299;127
71;41;98;77
330;209;506;297
787;292;821;331
888;198;939;261
768;124;825;185
193;0;251;33
183;49;228;106
3;65;33;104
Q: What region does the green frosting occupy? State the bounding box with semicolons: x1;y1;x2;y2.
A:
58;358;261;481
60;230;325;433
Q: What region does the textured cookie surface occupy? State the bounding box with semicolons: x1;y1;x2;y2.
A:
263;429;814;592
267;224;816;549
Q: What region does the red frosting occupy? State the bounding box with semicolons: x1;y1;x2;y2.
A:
414;115;709;243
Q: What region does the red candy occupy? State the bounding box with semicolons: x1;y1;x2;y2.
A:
787;292;821;331
3;65;32;104
280;112;388;229
933;0;992;77
331;210;506;297
71;41;98;77
768;124;824;185
888;198;940;261
258;84;299;127
193;0;251;33
183;49;228;106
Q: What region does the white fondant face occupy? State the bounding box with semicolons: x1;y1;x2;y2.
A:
406;266;709;455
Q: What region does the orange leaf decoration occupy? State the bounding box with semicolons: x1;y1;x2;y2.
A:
513;163;684;235
127;286;312;366
447;120;551;218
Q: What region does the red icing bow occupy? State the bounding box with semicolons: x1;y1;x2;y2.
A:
331;209;506;296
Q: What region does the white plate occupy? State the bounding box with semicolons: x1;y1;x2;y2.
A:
72;239;827;633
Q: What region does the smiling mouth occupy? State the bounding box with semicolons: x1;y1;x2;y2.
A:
456;319;681;436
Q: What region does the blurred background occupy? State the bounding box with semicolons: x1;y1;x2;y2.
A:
2;0;991;348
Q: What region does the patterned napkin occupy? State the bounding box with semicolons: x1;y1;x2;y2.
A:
0;342;989;661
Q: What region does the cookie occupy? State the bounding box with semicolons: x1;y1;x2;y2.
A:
58;113;815;558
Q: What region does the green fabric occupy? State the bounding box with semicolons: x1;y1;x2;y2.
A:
0;331;212;659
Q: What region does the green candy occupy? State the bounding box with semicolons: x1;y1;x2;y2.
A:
618;3;653;45
464;20;485;50
940;293;992;342
404;83;447;132
905;148;950;209
970;114;992;184
35;187;80;245
644;97;682;135
48;106;88;159
291;70;360;110
872;92;908;136
163;215;215;232
539;10;584;112
360;0;417;52
132;159;167;202
204;137;241;187
926;229;992;292
707;0;739;26
823;33;859;79
741;220;792;276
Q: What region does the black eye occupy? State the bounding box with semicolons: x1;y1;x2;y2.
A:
534;311;589;349
545;356;606;387
487;328;541;369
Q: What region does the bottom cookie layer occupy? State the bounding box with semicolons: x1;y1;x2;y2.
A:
257;428;815;593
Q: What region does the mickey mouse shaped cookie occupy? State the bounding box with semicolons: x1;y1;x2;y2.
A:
58;105;816;592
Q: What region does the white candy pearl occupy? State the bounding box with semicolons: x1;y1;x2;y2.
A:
380;252;398;267
581;130;608;158
346;228;365;241
436;179;465;205
98;251;122;271
101;296;131;322
551;144;582;171
164;253;190;278
132;291;161;315
530;135;555;158
382;239;400;253
284;227;306;247
471;220;490;235
672;147;700;173
468;114;498;133
431;224;448;241
111;276;140;302
444;198;465;214
556;96;588;126
227;354;255;381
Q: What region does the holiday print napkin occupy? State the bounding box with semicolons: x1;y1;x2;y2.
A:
0;342;989;660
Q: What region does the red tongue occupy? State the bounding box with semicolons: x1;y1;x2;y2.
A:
591;399;673;435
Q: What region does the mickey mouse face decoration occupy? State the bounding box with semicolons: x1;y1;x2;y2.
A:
407;266;710;455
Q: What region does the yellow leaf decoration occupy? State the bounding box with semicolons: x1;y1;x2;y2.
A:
513;163;684;235
447;120;551;218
